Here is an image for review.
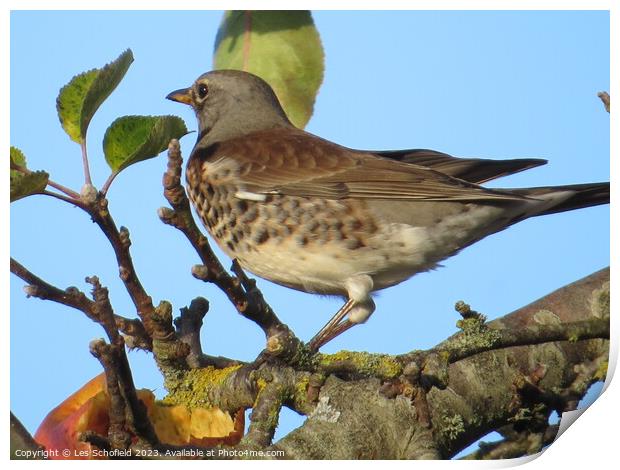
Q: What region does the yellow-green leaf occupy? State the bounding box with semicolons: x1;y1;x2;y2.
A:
10;146;49;202
103;115;189;173
10;146;26;168
213;11;324;129
57;49;134;144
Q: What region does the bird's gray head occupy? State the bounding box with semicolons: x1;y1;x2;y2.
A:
166;70;292;144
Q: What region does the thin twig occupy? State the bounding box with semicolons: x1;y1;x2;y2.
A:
114;316;152;350
11;258;97;319
597;91;610;113
174;297;243;368
10;257;152;349
41;190;87;209
86;276;122;343
230;260;288;339
88;198;157;337
100;171;119;198
46;179;81;199
81;140;92;186
398;317;609;367
11;162;81;199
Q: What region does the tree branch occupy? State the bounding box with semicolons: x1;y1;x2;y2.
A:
460;424;559;459
89;339;160;450
88;204;157;338
174;297;242;368
142;268;607;458
10;257;151;349
267;268;607;458
399;316;609;367
597;91;610;112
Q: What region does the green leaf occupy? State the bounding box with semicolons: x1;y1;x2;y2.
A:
103;115;189;173
57;49;134;144
10;146;49;202
10;146;26;168
213;11;324;129
11;171;49;202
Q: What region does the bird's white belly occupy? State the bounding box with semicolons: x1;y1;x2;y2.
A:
230;204;507;295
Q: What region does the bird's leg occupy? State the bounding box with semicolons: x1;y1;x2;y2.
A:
307;299;355;351
307;275;375;351
308;318;357;352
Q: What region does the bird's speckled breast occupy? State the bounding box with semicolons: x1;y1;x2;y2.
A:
185;156;384;294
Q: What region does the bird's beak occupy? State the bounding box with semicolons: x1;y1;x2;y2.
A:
166;87;193;105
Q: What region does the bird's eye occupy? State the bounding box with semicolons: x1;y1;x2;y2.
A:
197;83;208;99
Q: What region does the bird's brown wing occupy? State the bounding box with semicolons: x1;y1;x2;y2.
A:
373;149;547;184
195;128;532;202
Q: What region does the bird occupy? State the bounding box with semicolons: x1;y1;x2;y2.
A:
167;70;609;351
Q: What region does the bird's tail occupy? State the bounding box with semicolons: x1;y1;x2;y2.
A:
510;182;609;217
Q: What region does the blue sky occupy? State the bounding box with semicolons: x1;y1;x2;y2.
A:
10;10;609;451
